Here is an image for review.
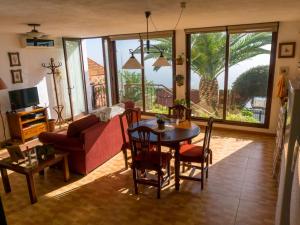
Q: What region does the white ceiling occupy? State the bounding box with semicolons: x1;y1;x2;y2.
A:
0;0;300;37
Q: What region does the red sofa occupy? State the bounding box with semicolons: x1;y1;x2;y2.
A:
39;114;124;175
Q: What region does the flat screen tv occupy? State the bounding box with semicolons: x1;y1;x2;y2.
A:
9;87;39;110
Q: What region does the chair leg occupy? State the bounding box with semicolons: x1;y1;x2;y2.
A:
201;162;204;190
132;168;138;195
206;157;209;179
157;170;161;199
122;147;128;169
182;162;186;173
209;149;212;164
167;161;171;185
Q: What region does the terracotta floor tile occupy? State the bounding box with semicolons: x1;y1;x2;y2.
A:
0;130;277;225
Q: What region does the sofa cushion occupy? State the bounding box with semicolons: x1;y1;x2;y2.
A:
67;115;99;138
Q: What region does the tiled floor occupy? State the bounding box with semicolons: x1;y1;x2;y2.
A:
1;130;277;225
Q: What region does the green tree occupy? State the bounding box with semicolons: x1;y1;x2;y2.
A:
231;65;269;107
145;33;272;115
120;70;142;102
119;70;155;104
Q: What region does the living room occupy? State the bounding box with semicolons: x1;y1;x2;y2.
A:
0;1;300;225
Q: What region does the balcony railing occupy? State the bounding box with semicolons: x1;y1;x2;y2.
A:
120;83;173;112
91;83;107;109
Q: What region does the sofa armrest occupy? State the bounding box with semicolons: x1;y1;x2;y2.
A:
39;132;68;144
39;132;84;152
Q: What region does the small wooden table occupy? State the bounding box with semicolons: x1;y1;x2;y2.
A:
0;148;69;204
131;119;200;190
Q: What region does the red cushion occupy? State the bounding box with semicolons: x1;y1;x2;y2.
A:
179;144;204;162
134;151;171;169
67;115;99;138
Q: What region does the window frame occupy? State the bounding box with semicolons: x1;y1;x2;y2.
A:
110;30;176;115
185;23;278;128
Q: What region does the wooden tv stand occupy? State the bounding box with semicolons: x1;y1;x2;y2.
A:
6;107;49;143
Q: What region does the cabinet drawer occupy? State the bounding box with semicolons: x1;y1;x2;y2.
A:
23;123;47;139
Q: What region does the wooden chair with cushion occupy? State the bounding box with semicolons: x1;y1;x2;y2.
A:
128;126;171;199
168;104;192;157
168;104;192;121
119;108;141;169
178;117;214;190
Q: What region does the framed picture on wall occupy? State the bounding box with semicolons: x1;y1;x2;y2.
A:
278;42;296;58
11;69;23;84
8;52;21;66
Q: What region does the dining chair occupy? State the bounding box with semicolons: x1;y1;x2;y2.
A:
128;126;171;199
168;104;192;157
119;108;141;169
178;117;214;190
168;104;192;121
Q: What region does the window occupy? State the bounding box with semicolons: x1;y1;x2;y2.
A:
186;23;277;127
113;33;175;114
189;31;226;119
115;39;143;109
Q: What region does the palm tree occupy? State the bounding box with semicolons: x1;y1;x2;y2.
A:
144;33;272;114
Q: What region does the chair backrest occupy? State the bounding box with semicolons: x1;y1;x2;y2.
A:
128;126;162;167
168;104;192;120
119;108;140;145
203;117;214;154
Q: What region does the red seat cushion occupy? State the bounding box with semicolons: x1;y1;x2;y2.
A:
179;144;204;162
134;151;171;169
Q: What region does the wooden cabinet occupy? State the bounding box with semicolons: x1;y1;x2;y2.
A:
6;108;49;143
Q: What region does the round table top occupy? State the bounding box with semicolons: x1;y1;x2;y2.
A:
131;119;200;145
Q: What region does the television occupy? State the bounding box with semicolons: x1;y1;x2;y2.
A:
9;87;39;110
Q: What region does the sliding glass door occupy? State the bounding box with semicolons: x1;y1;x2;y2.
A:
82;38;110;111
64;39;87;119
63;37;111;120
186;23;277;127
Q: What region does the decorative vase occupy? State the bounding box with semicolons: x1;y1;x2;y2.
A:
157;120;165;130
48;119;56;132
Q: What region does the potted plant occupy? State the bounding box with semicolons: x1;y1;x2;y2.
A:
156;114;166;130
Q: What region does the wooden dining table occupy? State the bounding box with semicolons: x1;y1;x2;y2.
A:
131;118;200;190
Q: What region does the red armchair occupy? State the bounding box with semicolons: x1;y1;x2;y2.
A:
39;114;124;175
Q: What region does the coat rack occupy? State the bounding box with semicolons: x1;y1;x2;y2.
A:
42;58;65;125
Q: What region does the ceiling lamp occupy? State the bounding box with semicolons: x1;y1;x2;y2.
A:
26;24;46;39
122;50;144;69
122;11;171;69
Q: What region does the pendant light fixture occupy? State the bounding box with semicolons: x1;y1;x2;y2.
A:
122;11;171;69
122;2;186;70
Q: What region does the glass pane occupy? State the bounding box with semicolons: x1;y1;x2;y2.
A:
65;40;86;117
189;32;226;119
116;39;143;109
82;38;108;111
226;32;272;124
144;37;173;114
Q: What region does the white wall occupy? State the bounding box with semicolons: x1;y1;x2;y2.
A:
0;34;66;142
175;20;300;134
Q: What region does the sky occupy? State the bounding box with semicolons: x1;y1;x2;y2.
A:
84;38;271;90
